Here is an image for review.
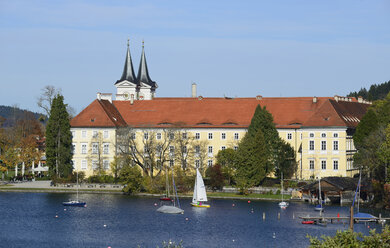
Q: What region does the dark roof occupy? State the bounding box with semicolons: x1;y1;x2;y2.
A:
301;177;357;191
330;100;370;128
115;40;137;85
137;44;157;88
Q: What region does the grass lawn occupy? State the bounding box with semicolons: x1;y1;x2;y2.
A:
206;192;291;200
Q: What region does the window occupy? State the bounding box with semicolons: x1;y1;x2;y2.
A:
221;146;226;150
208;133;213;140
81;143;87;154
92;160;98;170
156;145;162;155
169;133;174;140
234;146;238;151
169;160;174;167
300;133;302;139
208;146;213;154
195;145;200;155
169;146;175;156
71;131;75;138
321;160;326;170
103;160;109;170
92;143;98;154
309;160;314;170
182;133;187;139
81;160;87;170
333;133;338;138
321;141;326;151
131;145;136;153
309;133;314;138
333;160;339;170
309;141;314;150
182;146;187;154
195;160;200;168
103;130;109;139
144;133;149;140
103;143;109;154
130;133;136;139
333;141;339;151
234;133;239;140
156;133;162;140
82;131;87;138
208;160;213;167
321;133;326;138
287;133;292;140
221;133;226;140
93;131;98;138
72;144;76;154
195;133;200;140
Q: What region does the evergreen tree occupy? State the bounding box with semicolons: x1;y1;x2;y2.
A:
275;139;297;179
247;105;280;174
235;129;268;192
353;109;379;149
46;95;73;178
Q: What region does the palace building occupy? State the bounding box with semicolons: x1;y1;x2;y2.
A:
70;42;370;179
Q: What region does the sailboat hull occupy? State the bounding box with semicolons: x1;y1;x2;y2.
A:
191;202;210;208
62;201;86;207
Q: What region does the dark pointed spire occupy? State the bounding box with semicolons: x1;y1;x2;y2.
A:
137;40;157;88
115;38;136;85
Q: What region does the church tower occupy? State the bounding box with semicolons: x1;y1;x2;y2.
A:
136;41;157;100
115;40;157;101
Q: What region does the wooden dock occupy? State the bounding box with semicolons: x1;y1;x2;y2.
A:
299;215;390;225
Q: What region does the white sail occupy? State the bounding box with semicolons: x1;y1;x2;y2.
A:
192;169;208;203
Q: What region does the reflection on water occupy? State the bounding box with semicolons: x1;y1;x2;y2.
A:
0;192;388;248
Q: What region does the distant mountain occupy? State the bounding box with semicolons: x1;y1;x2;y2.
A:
348;80;390;101
0;105;46;127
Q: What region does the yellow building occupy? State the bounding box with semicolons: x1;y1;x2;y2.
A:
70;43;370;179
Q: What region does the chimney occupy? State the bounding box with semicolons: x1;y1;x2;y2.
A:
358;96;363;103
192;83;197;98
334;95;339;102
256;95;262;100
130;94;134;105
97;92;101;100
313;96;317;103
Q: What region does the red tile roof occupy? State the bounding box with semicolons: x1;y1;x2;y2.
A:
70;97;369;129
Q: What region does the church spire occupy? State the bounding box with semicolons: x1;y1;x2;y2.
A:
116;38;136;84
137;40;157;88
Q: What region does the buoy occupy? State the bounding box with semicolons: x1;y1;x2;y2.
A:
368;225;370;229
232;239;235;242
64;209;66;211
185;218;189;221
104;224;107;227
154;203;158;206
273;232;276;239
55;215;58;218
248;200;251;203
232;204;235;207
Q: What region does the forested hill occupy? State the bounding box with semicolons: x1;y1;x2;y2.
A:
348;80;390;101
0;105;45;127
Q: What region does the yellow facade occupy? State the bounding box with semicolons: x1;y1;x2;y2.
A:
71;126;357;179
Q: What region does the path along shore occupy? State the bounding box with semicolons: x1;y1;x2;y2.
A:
0;180;291;201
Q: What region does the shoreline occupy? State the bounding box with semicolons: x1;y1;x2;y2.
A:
0;185;294;202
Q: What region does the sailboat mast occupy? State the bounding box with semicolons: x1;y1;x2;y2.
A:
76;170;79;201
358;169;362;213
319;178;322;207
281;172;284;202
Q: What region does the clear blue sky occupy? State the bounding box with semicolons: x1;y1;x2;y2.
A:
1;0;389;114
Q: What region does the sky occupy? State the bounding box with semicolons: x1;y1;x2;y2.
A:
1;0;389;115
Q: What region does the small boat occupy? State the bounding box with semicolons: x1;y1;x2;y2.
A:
191;168;210;208
157;167;184;214
63;171;86;207
314;179;324;212
278;172;289;209
301;220;314;224
352;171;375;223
159;197;172;201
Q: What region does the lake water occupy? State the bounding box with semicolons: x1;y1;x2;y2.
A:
0;192;387;248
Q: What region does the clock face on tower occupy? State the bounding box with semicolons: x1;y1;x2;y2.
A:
123;92;130;100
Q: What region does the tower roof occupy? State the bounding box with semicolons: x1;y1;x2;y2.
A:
115;39;137;85
137;41;157;88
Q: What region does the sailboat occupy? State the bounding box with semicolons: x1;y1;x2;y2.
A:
157;167;184;214
63;170;86;207
278;172;288;209
191;168;210;208
159;165;172;202
353;170;375;222
314;178;324;211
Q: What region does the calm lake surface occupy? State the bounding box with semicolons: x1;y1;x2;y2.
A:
0;192;387;248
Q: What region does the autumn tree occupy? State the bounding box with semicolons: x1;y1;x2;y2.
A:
46;94;73;178
216;148;237;185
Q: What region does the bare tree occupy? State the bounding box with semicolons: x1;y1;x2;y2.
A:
116;127;175;178
192;140;209;171
87;131;111;176
173;129;195;170
37;85;61;116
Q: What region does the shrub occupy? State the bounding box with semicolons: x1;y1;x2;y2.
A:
120;166;144;195
205;164;224;191
143;175;166;194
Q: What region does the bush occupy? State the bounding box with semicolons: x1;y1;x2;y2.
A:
143;175;166;194
86;174;114;184
173;166;194;193
205;164;224;191
120;166;144;195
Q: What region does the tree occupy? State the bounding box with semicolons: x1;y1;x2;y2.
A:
120;165;144;194
378;124;390;183
37;85;61;117
87;131;111;176
173;129;194;170
274;139;297;179
205;164;224;191
353;109;379;149
235;129;268;193
110;156;122;182
46;94;73;178
192;140;209;171
216;148;237;185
